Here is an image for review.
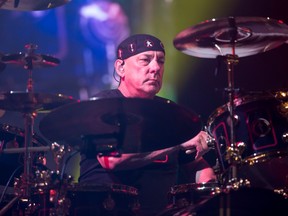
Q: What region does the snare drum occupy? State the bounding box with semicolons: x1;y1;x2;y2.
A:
158;182;220;216
66;183;140;216
0;123;48;186
207;91;288;189
167;182;220;209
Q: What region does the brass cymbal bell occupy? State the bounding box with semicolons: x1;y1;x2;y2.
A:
173;16;288;58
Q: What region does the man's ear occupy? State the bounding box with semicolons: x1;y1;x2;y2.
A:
115;59;125;77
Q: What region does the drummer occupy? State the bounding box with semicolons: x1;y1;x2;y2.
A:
78;34;216;215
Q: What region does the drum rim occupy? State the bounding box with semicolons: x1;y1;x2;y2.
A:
170;182;221;195
0;123;48;146
243;150;288;165
207;92;277;133
68;183;139;196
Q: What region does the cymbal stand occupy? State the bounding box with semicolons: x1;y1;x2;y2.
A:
222;17;243;186
224;54;243;182
21;44;38;200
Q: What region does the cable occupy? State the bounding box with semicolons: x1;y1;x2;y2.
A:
0;165;22;205
60;150;79;181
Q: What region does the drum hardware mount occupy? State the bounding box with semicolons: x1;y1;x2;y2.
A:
53;147;79;216
13;170;73;216
274;188;288;199
272;90;288;119
17;44;43;200
225;177;251;191
219;53;244;185
282;131;288;143
0;44;75;215
51;142;68;171
11;143;74;215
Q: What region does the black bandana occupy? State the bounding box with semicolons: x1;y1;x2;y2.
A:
117;34;165;60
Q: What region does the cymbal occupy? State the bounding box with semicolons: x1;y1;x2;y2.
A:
39;98;202;153
0;0;70;11
1;53;60;69
0;91;76;113
0;53;6;72
173;16;288;58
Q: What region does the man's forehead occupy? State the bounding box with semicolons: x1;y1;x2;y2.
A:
135;50;165;57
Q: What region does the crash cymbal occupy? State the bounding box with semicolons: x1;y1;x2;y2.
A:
0;91;76;113
1;52;60;69
39;97;202;153
0;0;70;11
174;16;288;58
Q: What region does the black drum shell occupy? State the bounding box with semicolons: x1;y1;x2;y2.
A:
66;184;140;216
162;187;288;216
207;92;288;190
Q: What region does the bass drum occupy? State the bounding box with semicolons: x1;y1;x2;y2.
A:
0;123;48;186
207;91;288;190
160;187;288;216
66;183;140;216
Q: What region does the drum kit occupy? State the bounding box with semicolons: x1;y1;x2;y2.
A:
160;16;288;215
0;10;288;216
0;42;77;215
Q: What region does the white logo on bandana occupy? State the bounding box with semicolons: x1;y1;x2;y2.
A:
129;43;136;53
145;39;153;48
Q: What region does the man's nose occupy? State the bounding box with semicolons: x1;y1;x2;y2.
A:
150;60;161;72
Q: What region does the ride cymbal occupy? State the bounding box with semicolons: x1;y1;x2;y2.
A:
174;16;288;58
0;91;76;113
0;0;70;11
39;97;202;153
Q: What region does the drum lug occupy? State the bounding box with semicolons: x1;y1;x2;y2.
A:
226;178;251;191
103;194;116;211
282;131;288;143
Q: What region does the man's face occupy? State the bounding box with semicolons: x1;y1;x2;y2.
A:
121;50;165;98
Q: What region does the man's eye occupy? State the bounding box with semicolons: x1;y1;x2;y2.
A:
139;59;150;65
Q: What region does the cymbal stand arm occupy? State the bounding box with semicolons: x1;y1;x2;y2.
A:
225;54;239;181
21;44;37;199
224;16;243;183
26;69;33;93
24;44;37;93
22;111;36;198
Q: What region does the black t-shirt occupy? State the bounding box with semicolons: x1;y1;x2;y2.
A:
78;89;195;215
